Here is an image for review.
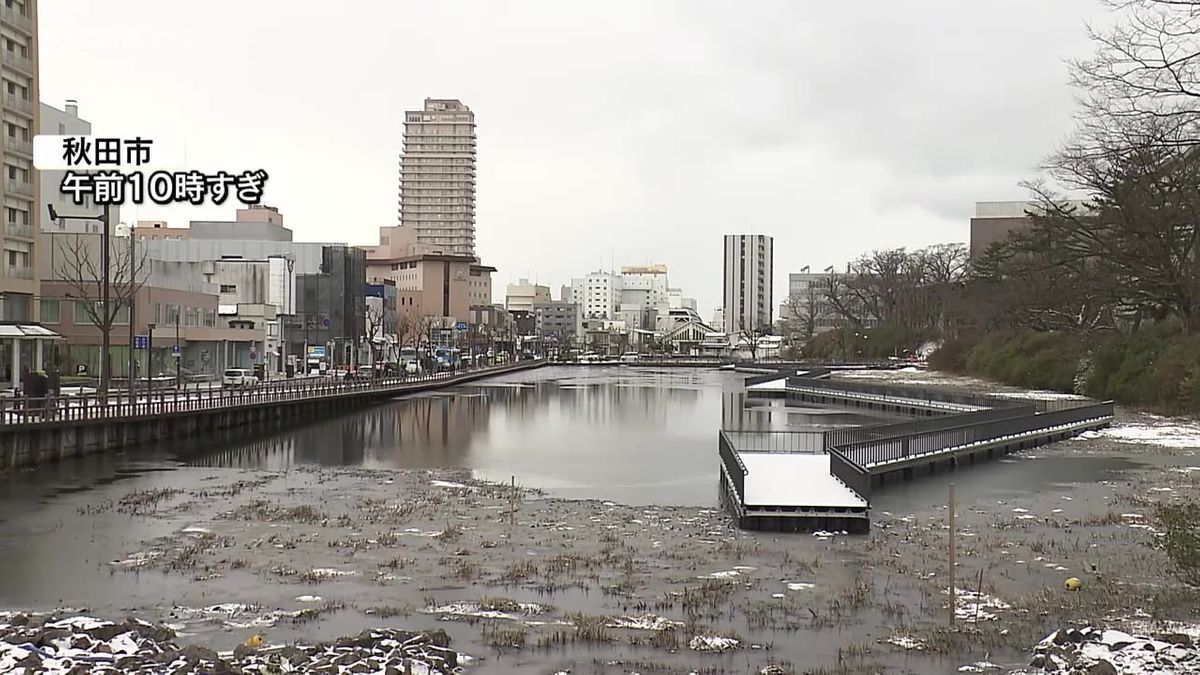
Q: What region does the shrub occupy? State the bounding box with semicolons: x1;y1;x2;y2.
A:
1156;501;1200;588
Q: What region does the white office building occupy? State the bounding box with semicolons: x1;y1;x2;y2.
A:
723;234;773;333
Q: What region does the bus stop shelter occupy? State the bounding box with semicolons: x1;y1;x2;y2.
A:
0;324;62;391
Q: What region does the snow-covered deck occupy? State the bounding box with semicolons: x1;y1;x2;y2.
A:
740;452;868;509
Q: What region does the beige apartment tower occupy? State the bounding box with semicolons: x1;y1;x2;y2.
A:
0;0;37;321
398;98;477;257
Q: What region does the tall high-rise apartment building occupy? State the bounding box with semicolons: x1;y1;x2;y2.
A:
0;0;38;322
722;234;773;333
398;98;476;257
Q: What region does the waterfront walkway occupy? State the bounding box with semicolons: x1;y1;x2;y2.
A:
0;360;546;468
720;369;1115;532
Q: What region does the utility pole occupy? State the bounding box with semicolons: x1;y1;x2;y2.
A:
127;229;136;401
46;204;111;396
101;204;110;397
175;309;181;389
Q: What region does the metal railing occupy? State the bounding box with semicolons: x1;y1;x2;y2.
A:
829;448;872;503
0;360;545;427
721;429;827;453
785;375;1023;411
718;431;747;500
0;7;31;31
4;264;32;279
1;50;32;75
4;136;30;156
4;179;32;196
832;401;1114;469
825;405;1039;448
2;94;30;114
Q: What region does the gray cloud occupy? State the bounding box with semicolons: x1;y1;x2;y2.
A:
40;0;1106;316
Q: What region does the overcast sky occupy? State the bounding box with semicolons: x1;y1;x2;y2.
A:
39;0;1103;317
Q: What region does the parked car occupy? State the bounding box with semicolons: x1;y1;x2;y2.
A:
620;352;640;363
222;368;259;388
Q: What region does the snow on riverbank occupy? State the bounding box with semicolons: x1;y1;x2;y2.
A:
0;612;462;674
1079;417;1200;449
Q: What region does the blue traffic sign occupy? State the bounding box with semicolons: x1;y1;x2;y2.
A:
456;321;468;331
171;344;181;355
133;335;149;350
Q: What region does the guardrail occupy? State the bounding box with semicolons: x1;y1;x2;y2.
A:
0;360;545;427
825;405;1039;447
828;448;872;503
786;375;1023;411
718;430;747;500
721;429;827;453
833;401;1114;468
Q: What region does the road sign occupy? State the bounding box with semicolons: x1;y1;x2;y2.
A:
249;350;257;361
133;335;149;350
456;322;468;331
322;318;331;328
307;346;326;358
171;344;181;355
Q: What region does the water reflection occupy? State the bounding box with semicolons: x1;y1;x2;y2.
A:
176;367;893;506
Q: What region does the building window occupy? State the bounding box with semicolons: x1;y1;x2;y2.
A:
154;303;162;323
219;284;236;293
73;300;129;325
39;299;60;323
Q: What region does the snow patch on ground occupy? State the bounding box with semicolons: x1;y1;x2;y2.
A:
689;635;740;652
948;588;1011;622
423;601;548;622
606;614;684;631
1085;419;1200;449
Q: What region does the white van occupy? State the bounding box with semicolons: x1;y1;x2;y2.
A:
620;352;640;363
223;368;259;388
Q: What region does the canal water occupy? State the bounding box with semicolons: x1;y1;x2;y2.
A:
0;365;1165;674
173;366;893;506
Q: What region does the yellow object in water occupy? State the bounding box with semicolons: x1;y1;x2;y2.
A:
243;634;265;649
1064;577;1082;591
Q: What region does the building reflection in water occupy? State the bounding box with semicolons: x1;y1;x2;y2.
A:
178;367;894;505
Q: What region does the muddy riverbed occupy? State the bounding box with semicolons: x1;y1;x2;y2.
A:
1;366;1199;673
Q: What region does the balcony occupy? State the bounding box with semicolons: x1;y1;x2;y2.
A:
4;135;30;157
5;221;32;239
0;7;31;33
5;179;31;197
0;50;32;76
2;94;31;116
4;264;32;280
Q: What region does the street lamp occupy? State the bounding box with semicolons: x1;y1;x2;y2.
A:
48;203;111;395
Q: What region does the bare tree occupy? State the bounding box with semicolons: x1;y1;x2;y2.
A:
53;234;148;394
1073;0;1200;149
395;311;421;349
782;281;827;346
363;301;385;369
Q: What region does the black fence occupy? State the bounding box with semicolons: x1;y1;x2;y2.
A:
743;372;794;386
833;401;1115;468
718;431;747;500
0;360;546;428
721;429;827;453
784;376;1029;411
829;448;872;503
825;405;1039;448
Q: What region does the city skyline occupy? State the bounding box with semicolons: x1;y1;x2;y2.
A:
38;1;1101;316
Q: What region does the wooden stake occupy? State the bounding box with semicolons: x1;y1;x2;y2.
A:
949;483;956;628
974;567;984;625
510;475;516;526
